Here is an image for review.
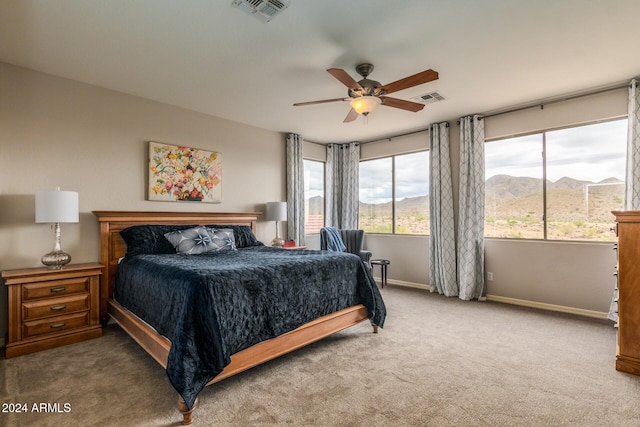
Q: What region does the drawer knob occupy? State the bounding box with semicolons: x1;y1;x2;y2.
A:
50;322;66;329
50;287;66;293
50;304;67;311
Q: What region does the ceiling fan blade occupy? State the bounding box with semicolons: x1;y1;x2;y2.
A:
378;69;439;95
380;96;425;112
343;108;359;123
293;97;349;106
327;68;363;92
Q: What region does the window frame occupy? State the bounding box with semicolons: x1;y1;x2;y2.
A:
359;150;430;236
302;158;326;235
484;117;628;243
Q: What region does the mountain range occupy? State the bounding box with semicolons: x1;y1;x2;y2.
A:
308;175;623;215
485;174;623;198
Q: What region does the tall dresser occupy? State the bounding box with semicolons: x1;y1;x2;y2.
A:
612;211;640;376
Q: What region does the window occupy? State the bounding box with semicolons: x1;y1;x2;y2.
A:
303;159;324;234
485;119;627;241
359;151;430;235
359;157;392;233
485;134;544;239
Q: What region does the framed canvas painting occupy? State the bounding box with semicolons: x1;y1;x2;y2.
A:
148;142;222;203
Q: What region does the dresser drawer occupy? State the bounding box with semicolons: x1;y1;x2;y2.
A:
22;294;90;321
22;277;90;301
23;312;90;339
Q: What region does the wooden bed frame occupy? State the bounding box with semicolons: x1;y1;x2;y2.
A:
92;211;375;425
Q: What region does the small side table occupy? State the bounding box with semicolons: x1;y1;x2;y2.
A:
370;259;390;288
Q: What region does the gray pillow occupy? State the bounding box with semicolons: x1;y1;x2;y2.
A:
207;228;237;252
164;226;217;255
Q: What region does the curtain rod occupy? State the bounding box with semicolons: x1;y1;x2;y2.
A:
361;121;452;145
366;81;631;141
308;80;636;144
481;81;632;120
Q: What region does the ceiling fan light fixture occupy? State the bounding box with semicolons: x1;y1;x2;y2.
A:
350;96;381;115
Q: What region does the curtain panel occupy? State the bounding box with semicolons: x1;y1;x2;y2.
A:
610;79;640;323
458;115;486;300
625;79;640;210
286;133;306;245
428;122;458;296
326;142;360;229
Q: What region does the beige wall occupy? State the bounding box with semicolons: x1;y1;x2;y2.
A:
0;63;286;341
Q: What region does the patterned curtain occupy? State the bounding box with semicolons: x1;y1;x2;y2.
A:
286;133;305;245
326;142;360;229
429;122;458;296
458;115;486;300
625;79;640;210
610;79;640;324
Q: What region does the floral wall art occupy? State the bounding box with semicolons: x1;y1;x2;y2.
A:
148;142;222;203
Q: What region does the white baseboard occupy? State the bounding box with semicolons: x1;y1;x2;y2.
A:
382;278;430;291
486;294;609;320
379;279;609;320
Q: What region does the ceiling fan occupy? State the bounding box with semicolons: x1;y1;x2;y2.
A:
293;63;439;123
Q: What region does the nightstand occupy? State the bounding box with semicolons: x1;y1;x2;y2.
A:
283;246;307;250
2;263;103;358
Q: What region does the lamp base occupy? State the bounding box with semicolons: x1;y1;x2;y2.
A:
271;237;284;247
41;250;71;269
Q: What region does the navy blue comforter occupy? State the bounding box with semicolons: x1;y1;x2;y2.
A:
114;246;386;409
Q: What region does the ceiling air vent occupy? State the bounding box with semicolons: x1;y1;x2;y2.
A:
411;91;445;105
231;0;290;23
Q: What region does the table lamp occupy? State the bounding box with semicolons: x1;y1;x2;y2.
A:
35;187;79;269
266;201;287;247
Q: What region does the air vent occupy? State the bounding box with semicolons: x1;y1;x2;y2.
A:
231;0;290;23
411;91;445;104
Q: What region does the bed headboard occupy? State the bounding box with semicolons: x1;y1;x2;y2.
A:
92;211;260;324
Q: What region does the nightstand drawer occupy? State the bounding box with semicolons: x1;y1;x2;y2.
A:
22;294;90;321
23;312;90;339
22;277;90;301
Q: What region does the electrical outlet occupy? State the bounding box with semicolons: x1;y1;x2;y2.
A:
487;272;494;281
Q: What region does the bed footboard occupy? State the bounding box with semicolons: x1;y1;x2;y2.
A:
108;298;372;424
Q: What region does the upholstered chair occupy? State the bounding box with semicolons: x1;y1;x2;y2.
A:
320;227;372;270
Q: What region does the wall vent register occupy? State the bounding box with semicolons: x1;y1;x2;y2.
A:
231;0;289;23
411;91;445;104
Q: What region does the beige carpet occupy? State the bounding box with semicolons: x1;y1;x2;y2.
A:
2;285;639;427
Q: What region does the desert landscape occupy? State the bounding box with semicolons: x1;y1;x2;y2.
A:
307;174;623;242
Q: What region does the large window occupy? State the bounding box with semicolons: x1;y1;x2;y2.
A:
303;159;324;234
485;134;544;239
359;151;430;235
485;119;627;241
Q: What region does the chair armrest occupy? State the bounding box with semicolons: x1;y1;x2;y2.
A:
358;250;372;265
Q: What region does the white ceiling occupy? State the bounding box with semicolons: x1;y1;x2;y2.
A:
2;0;640;144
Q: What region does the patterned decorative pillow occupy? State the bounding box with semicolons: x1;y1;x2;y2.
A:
207;228;237;252
164;226;217;255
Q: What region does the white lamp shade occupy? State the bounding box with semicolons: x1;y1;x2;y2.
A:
350;96;381;115
265;201;287;221
35;189;79;223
